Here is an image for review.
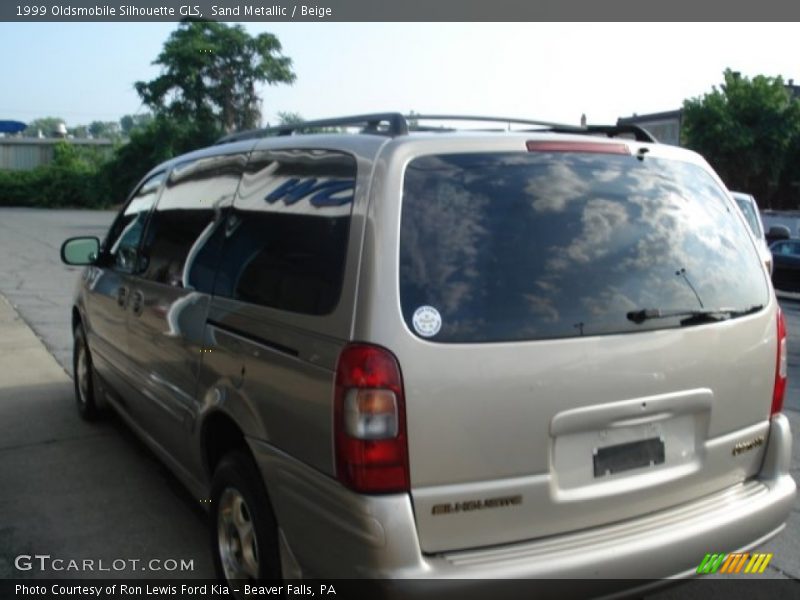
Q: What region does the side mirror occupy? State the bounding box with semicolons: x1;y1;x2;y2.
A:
61;236;100;266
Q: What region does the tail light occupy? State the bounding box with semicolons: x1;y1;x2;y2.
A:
772;308;788;415
526;140;631;155
334;344;409;493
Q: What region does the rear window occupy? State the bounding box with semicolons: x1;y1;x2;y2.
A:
399;151;769;343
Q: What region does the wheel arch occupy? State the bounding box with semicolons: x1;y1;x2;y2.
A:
72;305;82;332
201;410;253;479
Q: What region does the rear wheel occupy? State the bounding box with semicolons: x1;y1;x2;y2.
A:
73;324;99;421
211;451;281;585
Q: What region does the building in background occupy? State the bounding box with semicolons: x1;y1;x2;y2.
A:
617;109;683;146
786;79;800;100
0;138;114;171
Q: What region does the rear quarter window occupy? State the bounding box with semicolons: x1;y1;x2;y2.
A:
399;151;768;343
213;149;356;315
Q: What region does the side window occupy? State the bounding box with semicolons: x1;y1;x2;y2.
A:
138;153;246;290
214;149;356;315
103;172;164;273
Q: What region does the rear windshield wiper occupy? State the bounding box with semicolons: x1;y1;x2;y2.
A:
626;305;764;325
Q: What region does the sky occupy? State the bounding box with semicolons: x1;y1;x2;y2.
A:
1;22;800;129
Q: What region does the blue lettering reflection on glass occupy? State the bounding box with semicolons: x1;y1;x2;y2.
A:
265;178;354;207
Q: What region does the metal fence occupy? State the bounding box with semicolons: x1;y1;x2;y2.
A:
0;138;115;171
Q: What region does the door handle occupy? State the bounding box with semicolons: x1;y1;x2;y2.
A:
117;286;128;308
131;290;144;316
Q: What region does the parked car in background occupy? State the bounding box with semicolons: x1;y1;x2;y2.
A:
59;113;794;592
766;224;792;246
731;191;772;273
769;238;800;293
762;209;800;242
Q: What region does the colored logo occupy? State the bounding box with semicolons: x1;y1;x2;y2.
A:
696;552;773;574
265;178;354;207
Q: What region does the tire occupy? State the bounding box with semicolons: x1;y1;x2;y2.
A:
73;324;100;421
210;450;281;585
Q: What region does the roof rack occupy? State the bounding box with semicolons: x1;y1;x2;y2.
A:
214;113;658;145
406;114;584;131
400;116;660;143
215;113;409;144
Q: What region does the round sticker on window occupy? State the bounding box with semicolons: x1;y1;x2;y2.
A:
412;306;442;338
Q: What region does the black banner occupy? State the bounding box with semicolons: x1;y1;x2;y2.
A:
2;578;800;600
3;0;800;22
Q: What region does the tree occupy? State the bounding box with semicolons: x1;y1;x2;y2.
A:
68;125;89;138
274;111;344;133
120;113;153;136
778;132;800;209
682;69;800;208
135;20;296;133
88;121;121;139
276;111;304;126
23;117;66;137
101;115;219;205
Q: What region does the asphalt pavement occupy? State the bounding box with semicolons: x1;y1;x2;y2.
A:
0;207;797;587
0;207;113;372
0;209;214;579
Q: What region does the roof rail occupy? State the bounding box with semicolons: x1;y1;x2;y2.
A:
214;113;658;145
406;114;583;131
404;116;658;142
215;112;408;144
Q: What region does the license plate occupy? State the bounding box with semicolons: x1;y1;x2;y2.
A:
593;437;665;477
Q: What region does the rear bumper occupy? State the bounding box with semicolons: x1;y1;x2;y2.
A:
433;478;793;579
249;414;795;582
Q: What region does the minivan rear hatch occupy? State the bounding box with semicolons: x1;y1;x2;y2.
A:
393;143;776;553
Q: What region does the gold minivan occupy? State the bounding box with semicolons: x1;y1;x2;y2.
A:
61;114;795;594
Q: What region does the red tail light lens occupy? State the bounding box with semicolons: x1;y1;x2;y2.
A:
526;140;631;155
334;344;409;493
772;308;788;415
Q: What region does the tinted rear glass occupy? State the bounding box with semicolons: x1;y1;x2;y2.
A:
400;152;769;343
213;149;355;315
